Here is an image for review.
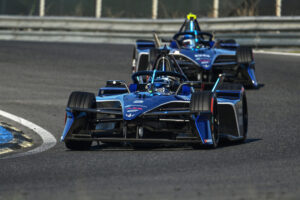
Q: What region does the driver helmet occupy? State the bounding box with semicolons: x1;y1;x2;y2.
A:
182;35;195;48
147;76;171;94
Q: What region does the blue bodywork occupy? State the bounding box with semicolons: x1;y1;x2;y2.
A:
62;89;214;145
61;71;245;146
133;15;258;88
171;47;236;70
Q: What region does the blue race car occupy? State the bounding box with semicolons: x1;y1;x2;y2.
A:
61;64;248;150
132;13;258;88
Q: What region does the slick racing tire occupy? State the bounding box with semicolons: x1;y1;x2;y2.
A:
190;91;219;149
236;47;258;88
236;46;253;64
65;91;95;150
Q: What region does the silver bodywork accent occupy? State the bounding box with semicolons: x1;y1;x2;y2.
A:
136;51;149;72
159;119;189;122
217;101;242;137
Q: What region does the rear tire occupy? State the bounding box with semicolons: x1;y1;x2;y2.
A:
236;46;257;88
236;46;253;64
64;91;95;150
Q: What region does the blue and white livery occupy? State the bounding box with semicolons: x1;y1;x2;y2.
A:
61;69;248;150
133;13;258;88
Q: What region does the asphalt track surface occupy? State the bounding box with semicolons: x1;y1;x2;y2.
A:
0;41;299;200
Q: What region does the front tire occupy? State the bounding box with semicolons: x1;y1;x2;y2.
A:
64;91;95;150
190;92;219;149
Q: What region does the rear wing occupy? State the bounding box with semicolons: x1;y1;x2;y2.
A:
136;40;155;50
175;74;225;95
98;80;130;96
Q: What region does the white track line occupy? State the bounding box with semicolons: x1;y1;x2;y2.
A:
0;109;57;159
254;50;300;57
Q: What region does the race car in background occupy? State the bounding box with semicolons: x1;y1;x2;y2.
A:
61;54;248;150
132;13;258;88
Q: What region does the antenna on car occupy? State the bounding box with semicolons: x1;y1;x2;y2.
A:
211;74;226;93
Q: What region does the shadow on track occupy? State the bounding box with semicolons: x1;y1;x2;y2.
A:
65;138;262;152
218;138;262;149
245;83;265;90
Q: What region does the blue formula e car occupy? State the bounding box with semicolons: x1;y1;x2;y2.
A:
61;69;248;150
132;13;258;88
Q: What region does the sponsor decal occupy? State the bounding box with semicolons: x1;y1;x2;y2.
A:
195;54;210;58
126;106;143;111
133;100;144;104
125;105;147;108
126;113;134;118
195;54;211;62
200;59;210;64
127;110;139;113
204;139;212;143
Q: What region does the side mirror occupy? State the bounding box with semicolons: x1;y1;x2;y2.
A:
129;84;137;92
181;85;191;95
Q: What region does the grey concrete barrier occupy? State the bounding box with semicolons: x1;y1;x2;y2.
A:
0;15;300;47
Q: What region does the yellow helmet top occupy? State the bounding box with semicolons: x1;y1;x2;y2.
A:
187;13;197;20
